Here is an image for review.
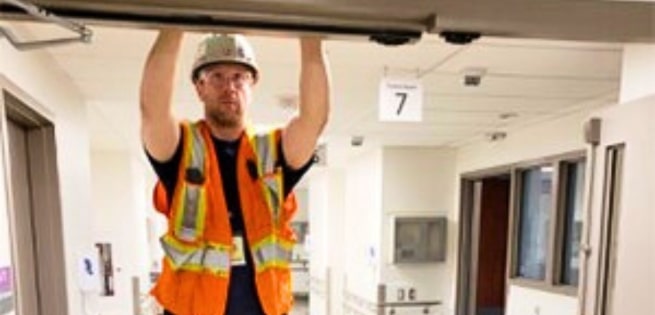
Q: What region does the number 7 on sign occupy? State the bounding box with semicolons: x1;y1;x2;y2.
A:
395;92;408;115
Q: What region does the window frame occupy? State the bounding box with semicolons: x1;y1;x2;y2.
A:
553;158;586;291
508;151;586;296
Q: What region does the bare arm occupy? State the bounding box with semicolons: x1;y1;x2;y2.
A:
140;29;183;161
282;37;330;169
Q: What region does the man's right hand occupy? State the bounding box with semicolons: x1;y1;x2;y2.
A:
140;29;183;162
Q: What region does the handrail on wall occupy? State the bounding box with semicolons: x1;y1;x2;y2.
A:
0;0;92;50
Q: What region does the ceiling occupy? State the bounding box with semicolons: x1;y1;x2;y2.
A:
2;18;624;166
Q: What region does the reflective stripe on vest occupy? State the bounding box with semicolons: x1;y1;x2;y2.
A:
173;124;207;243
251;235;294;272
160;235;231;276
251;132;283;223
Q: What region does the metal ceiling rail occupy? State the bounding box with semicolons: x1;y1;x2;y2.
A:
52;8;422;45
0;0;424;46
0;0;91;50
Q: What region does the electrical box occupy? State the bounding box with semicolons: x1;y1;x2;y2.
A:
393;216;447;264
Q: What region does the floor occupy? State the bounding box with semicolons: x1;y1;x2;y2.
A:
143;295;309;315
478;308;503;315
290;296;309;315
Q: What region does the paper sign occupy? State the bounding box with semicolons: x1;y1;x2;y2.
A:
78;255;100;292
379;78;423;122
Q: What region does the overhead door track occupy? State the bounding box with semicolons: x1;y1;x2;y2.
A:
0;0;425;45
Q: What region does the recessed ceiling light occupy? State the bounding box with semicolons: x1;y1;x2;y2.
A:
485;131;507;142
351;135;364;147
499;112;518;120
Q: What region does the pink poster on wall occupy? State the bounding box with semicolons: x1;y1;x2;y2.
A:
0;267;10;294
0;266;13;314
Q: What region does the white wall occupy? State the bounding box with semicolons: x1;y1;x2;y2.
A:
88;150;151;315
144;172;166;274
343;148;383;300
308;170;326;315
506;286;577;315
294;187;309;222
456;110;592;172
1;36;94;315
308;169;330;315
308;168;329;315
310;145;458;315
582;96;655;315
307;166;349;315
380;147;456;313
619;45;655;103
325;169;346;315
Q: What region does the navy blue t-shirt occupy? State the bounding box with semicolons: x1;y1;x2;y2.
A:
148;128;311;315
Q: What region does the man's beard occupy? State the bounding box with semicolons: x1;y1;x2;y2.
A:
207;106;242;128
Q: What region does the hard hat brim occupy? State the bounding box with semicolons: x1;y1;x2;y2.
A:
192;61;259;82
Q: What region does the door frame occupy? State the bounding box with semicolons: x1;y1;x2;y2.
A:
594;144;624;315
456;166;513;315
0;75;68;315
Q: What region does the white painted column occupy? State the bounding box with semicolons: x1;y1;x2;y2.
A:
619;44;655;103
308;167;349;315
326;170;346;315
88;150;150;315
308;169;330;315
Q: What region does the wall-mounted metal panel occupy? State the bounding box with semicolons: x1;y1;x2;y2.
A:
393;216;447;264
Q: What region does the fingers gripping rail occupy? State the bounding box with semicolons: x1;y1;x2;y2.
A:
0;0;92;50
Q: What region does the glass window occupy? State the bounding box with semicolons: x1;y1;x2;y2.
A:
517;166;553;280
561;161;585;286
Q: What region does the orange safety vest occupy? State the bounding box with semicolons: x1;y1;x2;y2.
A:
150;120;297;315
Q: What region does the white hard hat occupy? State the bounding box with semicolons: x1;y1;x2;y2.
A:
191;34;258;81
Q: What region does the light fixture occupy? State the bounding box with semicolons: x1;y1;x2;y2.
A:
351;135;364;146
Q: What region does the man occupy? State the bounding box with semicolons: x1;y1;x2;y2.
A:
140;29;329;315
